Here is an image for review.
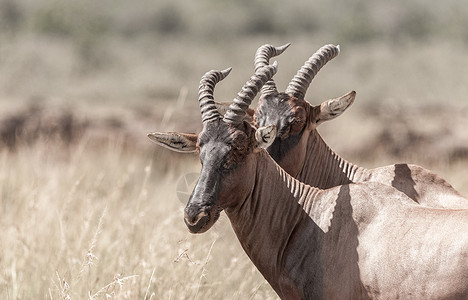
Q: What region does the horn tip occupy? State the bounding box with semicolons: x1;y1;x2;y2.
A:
278;42;292;53
222;67;233;76
336;44;340;52
270;61;279;74
341;90;356;102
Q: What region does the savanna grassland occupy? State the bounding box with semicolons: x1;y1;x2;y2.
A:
1;0;468;299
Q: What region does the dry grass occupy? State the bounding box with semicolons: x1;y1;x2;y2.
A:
0;139;279;299
1;112;466;300
0;107;466;300
1;1;468;299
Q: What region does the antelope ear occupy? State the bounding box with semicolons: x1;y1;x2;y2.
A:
147;132;198;153
310;91;356;126
215;101;254;123
255;125;277;150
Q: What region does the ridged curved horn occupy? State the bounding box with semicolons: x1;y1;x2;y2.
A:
285;44;340;100
224;61;278;126
198;68;232;124
254;43;291;98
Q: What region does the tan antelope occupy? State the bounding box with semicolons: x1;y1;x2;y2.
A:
251;43;468;209
148;63;468;299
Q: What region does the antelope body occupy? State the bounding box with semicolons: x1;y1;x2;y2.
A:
226;150;468;299
253;43;468;209
148;63;468;299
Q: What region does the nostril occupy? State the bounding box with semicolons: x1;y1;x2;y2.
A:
184;202;217;233
184;206;209;226
184;212;210;233
185;211;208;226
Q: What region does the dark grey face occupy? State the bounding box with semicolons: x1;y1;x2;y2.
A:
184;120;252;233
255;93;308;162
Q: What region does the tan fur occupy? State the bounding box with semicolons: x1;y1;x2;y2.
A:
221;150;468;299
257;92;468;209
150;54;468;298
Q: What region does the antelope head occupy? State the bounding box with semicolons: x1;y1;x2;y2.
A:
148;63;278;233
254;44;356;164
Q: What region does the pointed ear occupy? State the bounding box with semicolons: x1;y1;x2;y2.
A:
310;91;356;127
254;125;277;151
147;132;198;153
215;101;254;123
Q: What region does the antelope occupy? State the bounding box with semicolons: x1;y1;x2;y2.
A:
148;63;468;299
252;43;468;209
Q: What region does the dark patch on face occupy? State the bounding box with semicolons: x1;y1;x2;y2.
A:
223;124;252;170
266;132;303;163
197;121;253;170
184;120;255;233
255;92;309;162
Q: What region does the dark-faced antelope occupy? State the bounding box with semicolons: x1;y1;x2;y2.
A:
148;63;468;299
253;43;468;209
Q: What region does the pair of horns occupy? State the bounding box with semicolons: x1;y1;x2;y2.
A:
199;62;278;126
198;43;338;125
255;43;340;100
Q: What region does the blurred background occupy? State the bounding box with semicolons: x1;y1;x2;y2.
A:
1;0;467;298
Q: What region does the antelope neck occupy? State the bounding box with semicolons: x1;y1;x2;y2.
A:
298;130;370;189
224;151;325;298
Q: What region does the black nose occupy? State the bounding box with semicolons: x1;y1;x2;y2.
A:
184;214;210;233
184;205;210;233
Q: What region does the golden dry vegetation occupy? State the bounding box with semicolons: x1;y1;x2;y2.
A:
1;0;467;299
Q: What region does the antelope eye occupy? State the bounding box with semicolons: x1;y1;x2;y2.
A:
280;126;290;138
290;118;305;134
292;118;303;124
